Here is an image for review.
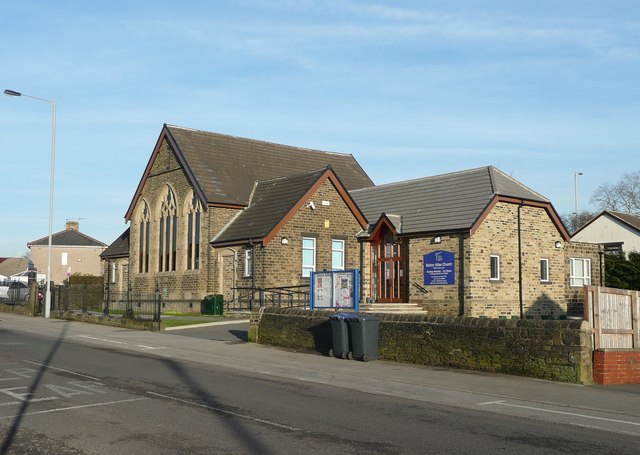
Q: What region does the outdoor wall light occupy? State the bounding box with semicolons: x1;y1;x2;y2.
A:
433;236;442;244
555;241;563;249
281;237;289;245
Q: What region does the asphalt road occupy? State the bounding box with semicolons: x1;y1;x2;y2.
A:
1;314;640;454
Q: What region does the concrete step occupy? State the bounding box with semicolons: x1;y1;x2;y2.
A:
359;303;426;313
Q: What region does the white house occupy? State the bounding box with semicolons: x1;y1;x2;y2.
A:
571;211;640;256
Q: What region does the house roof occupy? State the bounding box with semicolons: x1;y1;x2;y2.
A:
125;125;374;220
0;257;31;277
212;167;367;247
350;166;564;237
28;229;108;248
572;210;640;237
100;228;130;259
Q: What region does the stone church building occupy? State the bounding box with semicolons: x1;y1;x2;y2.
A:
103;124;601;318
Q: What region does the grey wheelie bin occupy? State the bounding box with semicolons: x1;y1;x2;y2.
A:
329;313;358;359
350;314;380;361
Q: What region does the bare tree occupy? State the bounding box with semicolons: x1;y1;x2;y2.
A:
590;170;640;214
561;211;597;235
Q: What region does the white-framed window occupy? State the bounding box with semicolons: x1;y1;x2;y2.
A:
244;249;253;277
111;262;117;284
540;258;550;282
61;252;68;266
302;237;316;277
490;255;500;281
570;258;591;287
332;239;345;270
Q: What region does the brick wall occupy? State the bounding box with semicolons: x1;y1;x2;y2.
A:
253;307;594;384
593;350;640;384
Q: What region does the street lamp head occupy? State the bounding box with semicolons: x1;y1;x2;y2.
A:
4;89;22;96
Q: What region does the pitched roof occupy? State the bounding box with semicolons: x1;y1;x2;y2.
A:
125;125;374;220
606;211;640;232
350;166;554;235
573;210;640;237
28;229;108;248
0;258;31;277
100;228;130;259
212;167;367;246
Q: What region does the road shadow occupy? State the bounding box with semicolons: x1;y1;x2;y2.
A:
229;329;248;342
1;320;71;453
158;357;278;454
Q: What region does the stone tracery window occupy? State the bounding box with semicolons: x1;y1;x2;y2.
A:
138;201;150;273
159;186;178;272
186;192;202;270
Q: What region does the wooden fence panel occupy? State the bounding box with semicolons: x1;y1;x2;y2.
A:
584;286;638;350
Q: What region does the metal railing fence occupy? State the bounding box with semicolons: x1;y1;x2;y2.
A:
228;285;310;311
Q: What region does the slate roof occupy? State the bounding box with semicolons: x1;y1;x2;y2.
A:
606;211;640;232
0;258;31;277
573;210;640;237
212;168;338;245
350;166;550;235
126;125;374;220
100;228;130;259
28;229;108;248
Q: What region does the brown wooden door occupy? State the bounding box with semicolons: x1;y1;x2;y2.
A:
371;233;406;303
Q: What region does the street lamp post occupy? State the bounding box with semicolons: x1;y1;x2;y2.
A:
4;89;56;319
574;171;583;215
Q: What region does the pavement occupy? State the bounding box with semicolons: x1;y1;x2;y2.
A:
2;312;640;435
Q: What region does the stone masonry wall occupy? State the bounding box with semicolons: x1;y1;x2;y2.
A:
128;139;241;309
466;203;568;318
406;235;467;316
233;179;364;290
253;307;593;383
564;241;603;317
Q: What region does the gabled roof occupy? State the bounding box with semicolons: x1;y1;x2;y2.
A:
351;166;568;238
100;228;130;259
212;167;367;247
0;257;31;277
572;210;640;237
28;229;107;248
125;125;374;220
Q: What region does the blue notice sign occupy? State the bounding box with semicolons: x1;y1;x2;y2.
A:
423;250;455;286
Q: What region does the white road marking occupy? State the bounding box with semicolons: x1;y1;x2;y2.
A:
0;401;20;407
136;344;166;350
0;397;150;420
147;391;301;431
73;335;126;345
480;400;640;428
164;319;250;330
23;360;100;381
477;400;506;406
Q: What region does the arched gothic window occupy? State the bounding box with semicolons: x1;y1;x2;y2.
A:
138;201;150;273
186;192;202;270
159;186;178;272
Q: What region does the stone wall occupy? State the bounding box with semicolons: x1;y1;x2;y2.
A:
128;139;242;309
221;178;364;293
564;241;603;316
252;307;593;384
467;203;568;318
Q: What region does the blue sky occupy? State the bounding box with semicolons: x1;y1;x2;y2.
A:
2;0;639;257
